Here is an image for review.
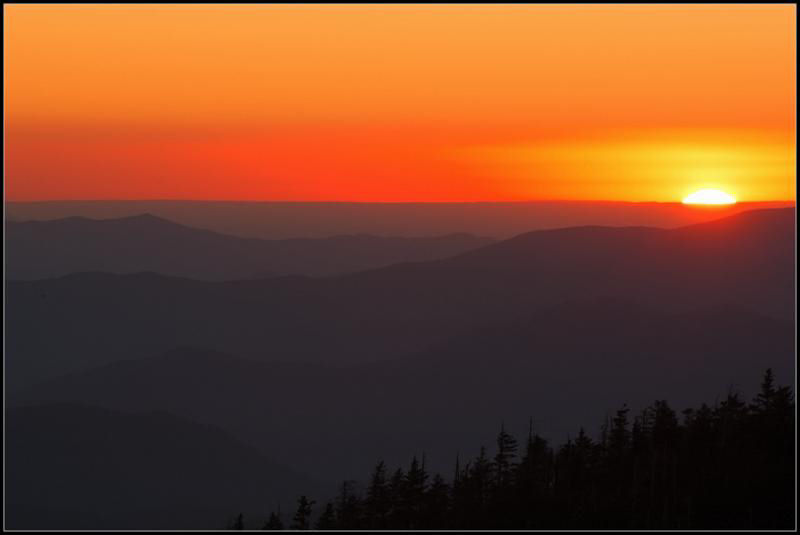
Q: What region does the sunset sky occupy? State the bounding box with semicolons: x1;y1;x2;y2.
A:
4;4;796;202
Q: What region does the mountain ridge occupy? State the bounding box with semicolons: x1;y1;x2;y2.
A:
6;213;495;280
6;208;794;389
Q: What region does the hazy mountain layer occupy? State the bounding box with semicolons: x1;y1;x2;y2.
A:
6;209;794;389
6;214;493;280
13;300;793;483
7;200;794;239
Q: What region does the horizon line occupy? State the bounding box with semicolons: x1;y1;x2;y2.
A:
6;199;797;205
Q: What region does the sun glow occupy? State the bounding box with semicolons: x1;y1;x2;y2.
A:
3;6;796;202
682;189;737;205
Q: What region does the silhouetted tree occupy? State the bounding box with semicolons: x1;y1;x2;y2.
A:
234;370;793;530
230;513;244;530
753;368;777;412
290;496;314;530
403;456;428;528
364;460;390;528
262;511;283;530
421;473;450;529
335;480;361;529
514;421;553;529
314;502;336;530
494;422;519;487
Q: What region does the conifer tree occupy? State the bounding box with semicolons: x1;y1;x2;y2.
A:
314;502;336;530
262;511;283;530
494;422;519;487
364;460;390;528
335;480;361;529
753;368;777;412
387;467;406;527
290;496;314;530
230;370;793;531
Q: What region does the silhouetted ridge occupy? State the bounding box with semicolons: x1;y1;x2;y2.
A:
7;199;795;239
7;214;494;280
444;207;794;265
7;208;793;390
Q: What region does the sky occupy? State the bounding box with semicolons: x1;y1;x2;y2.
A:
4;4;796;202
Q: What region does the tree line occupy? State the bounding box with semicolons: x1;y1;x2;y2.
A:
231;369;794;530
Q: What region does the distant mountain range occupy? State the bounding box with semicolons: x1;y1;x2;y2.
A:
6;403;315;530
7;208;794;389
6;214;494;280
7;199;794;239
6;207;795;528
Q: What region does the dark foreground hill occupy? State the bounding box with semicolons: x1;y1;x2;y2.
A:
6;208;794;388
6;214;493;280
13;300;794;484
5;404;315;530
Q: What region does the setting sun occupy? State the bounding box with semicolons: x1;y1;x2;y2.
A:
4;5;796;202
682;189;737;205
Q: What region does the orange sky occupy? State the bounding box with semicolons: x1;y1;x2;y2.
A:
4;5;796;202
